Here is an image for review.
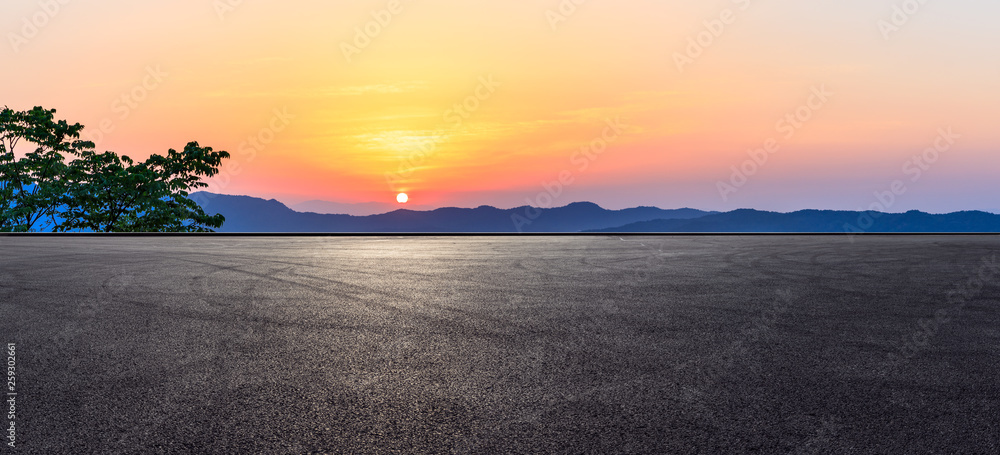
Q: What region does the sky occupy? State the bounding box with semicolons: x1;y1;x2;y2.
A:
3;0;998;213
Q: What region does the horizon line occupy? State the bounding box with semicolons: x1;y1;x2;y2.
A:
191;191;1000;217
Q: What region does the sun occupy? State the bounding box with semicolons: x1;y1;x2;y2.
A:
396;192;408;204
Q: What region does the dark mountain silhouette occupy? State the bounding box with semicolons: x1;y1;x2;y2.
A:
587;209;1000;233
191;192;715;233
291;199;435;216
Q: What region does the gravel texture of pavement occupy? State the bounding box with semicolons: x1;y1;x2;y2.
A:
1;235;999;453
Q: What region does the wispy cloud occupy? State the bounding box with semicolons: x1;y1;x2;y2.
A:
327;82;427;97
204;81;427;99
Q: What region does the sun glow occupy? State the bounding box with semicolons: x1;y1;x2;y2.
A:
6;2;995;213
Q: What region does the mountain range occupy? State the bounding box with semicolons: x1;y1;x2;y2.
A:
192;192;1000;233
585;209;1000;233
192;192;713;233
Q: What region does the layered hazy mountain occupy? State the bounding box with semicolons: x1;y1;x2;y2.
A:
192;192;713;233
586;209;1000;233
192;192;1000;233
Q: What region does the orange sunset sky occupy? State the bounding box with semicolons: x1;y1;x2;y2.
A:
3;1;998;212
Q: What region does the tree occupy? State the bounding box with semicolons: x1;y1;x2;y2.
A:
59;143;229;232
1;106;230;232
1;106;92;232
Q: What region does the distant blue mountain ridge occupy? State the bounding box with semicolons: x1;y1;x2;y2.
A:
585;208;1000;233
192;192;1000;233
192;192;713;233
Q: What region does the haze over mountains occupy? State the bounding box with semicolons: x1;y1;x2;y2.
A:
586;209;1000;233
192;192;1000;233
291;200;436;217
192;192;712;233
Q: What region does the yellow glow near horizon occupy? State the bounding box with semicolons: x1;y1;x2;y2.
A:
3;1;998;212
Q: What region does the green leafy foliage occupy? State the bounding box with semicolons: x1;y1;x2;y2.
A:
1;106;93;232
1;106;229;232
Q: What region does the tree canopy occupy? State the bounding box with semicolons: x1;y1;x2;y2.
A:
1;106;229;232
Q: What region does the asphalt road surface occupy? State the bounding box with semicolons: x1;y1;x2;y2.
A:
2;236;999;454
